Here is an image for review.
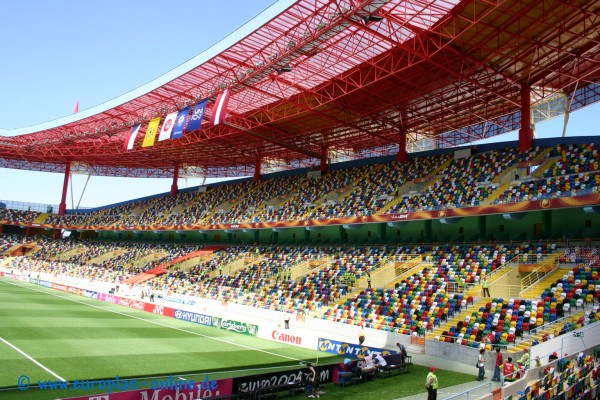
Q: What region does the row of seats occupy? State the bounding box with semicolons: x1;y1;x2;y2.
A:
4;143;596;228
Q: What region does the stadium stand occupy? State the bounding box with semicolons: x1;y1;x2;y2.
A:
17;141;596;228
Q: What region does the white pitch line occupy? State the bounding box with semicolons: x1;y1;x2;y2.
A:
0;336;66;382
0;278;302;363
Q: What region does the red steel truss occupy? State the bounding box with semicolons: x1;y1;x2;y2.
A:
0;0;598;178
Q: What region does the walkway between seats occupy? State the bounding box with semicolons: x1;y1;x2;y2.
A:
393;353;502;400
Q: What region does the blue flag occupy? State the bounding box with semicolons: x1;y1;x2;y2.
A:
186;100;208;133
171;107;191;139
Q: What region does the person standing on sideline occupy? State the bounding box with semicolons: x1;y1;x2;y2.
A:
477;349;487;381
284;313;290;329
425;366;438;400
396;342;408;364
358;324;366;345
492;347;503;382
306;363;320;398
481;275;490;297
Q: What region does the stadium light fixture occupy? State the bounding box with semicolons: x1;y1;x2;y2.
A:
277;64;292;74
363;14;383;23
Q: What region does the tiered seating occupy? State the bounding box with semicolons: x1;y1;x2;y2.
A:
388;148;519;213
0;208;41;223
0;234;24;253
45;213;92;226
203;246;333;311
268;166;367;222
30;238;85;260
146;246;253;293
324;269;464;334
321;243;556;336
7;256;139;284
494;171;600;203
445;298;543;348
6;235;596;350
539;265;600;313
9;143;595;229
545;143;599;177
213;176;305;224
198;181;261;225
560;247;600;267
494;143;600;204
427;243;519;285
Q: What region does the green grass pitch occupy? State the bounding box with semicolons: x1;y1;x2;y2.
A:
0;276;476;400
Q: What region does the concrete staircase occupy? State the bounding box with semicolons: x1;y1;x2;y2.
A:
377;158;453;215
519;266;572;299
479;181;511;206
87;249;128;265
427;299;486;340
32;213;50;224
297;166;382;221
382;257;429;289
53;246;88;261
508;309;588;354
126;252;170;269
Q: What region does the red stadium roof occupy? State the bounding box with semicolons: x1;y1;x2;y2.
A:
0;0;599;178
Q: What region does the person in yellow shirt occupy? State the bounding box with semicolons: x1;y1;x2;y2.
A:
481;276;490;297
426;366;439;400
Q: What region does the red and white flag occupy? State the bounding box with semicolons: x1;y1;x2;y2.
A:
210;89;231;126
158;112;178;141
123;124;141;151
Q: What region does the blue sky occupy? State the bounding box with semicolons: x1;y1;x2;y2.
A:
0;1;598;210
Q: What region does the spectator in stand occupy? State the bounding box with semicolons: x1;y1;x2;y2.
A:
358;324;366;345
477;349;487;381
492;347;503;382
284;313;290;329
481;275;490;297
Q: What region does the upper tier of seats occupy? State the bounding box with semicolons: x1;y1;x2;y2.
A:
3;142;597;228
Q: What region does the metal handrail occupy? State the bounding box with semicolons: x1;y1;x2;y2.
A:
462;254;520;293
443;381;492;400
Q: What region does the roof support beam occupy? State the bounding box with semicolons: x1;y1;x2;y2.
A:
223;122;323;160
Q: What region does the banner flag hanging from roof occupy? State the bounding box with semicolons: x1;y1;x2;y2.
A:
158;111;178;141
186;100;208;132
122;124;141;151
171;107;191;139
142;117;161;147
210;89;231;126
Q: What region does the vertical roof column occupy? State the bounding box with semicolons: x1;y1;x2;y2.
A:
170;165;180;197
253;158;262;182
58;162;71;215
396;132;408;162
519;85;534;152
